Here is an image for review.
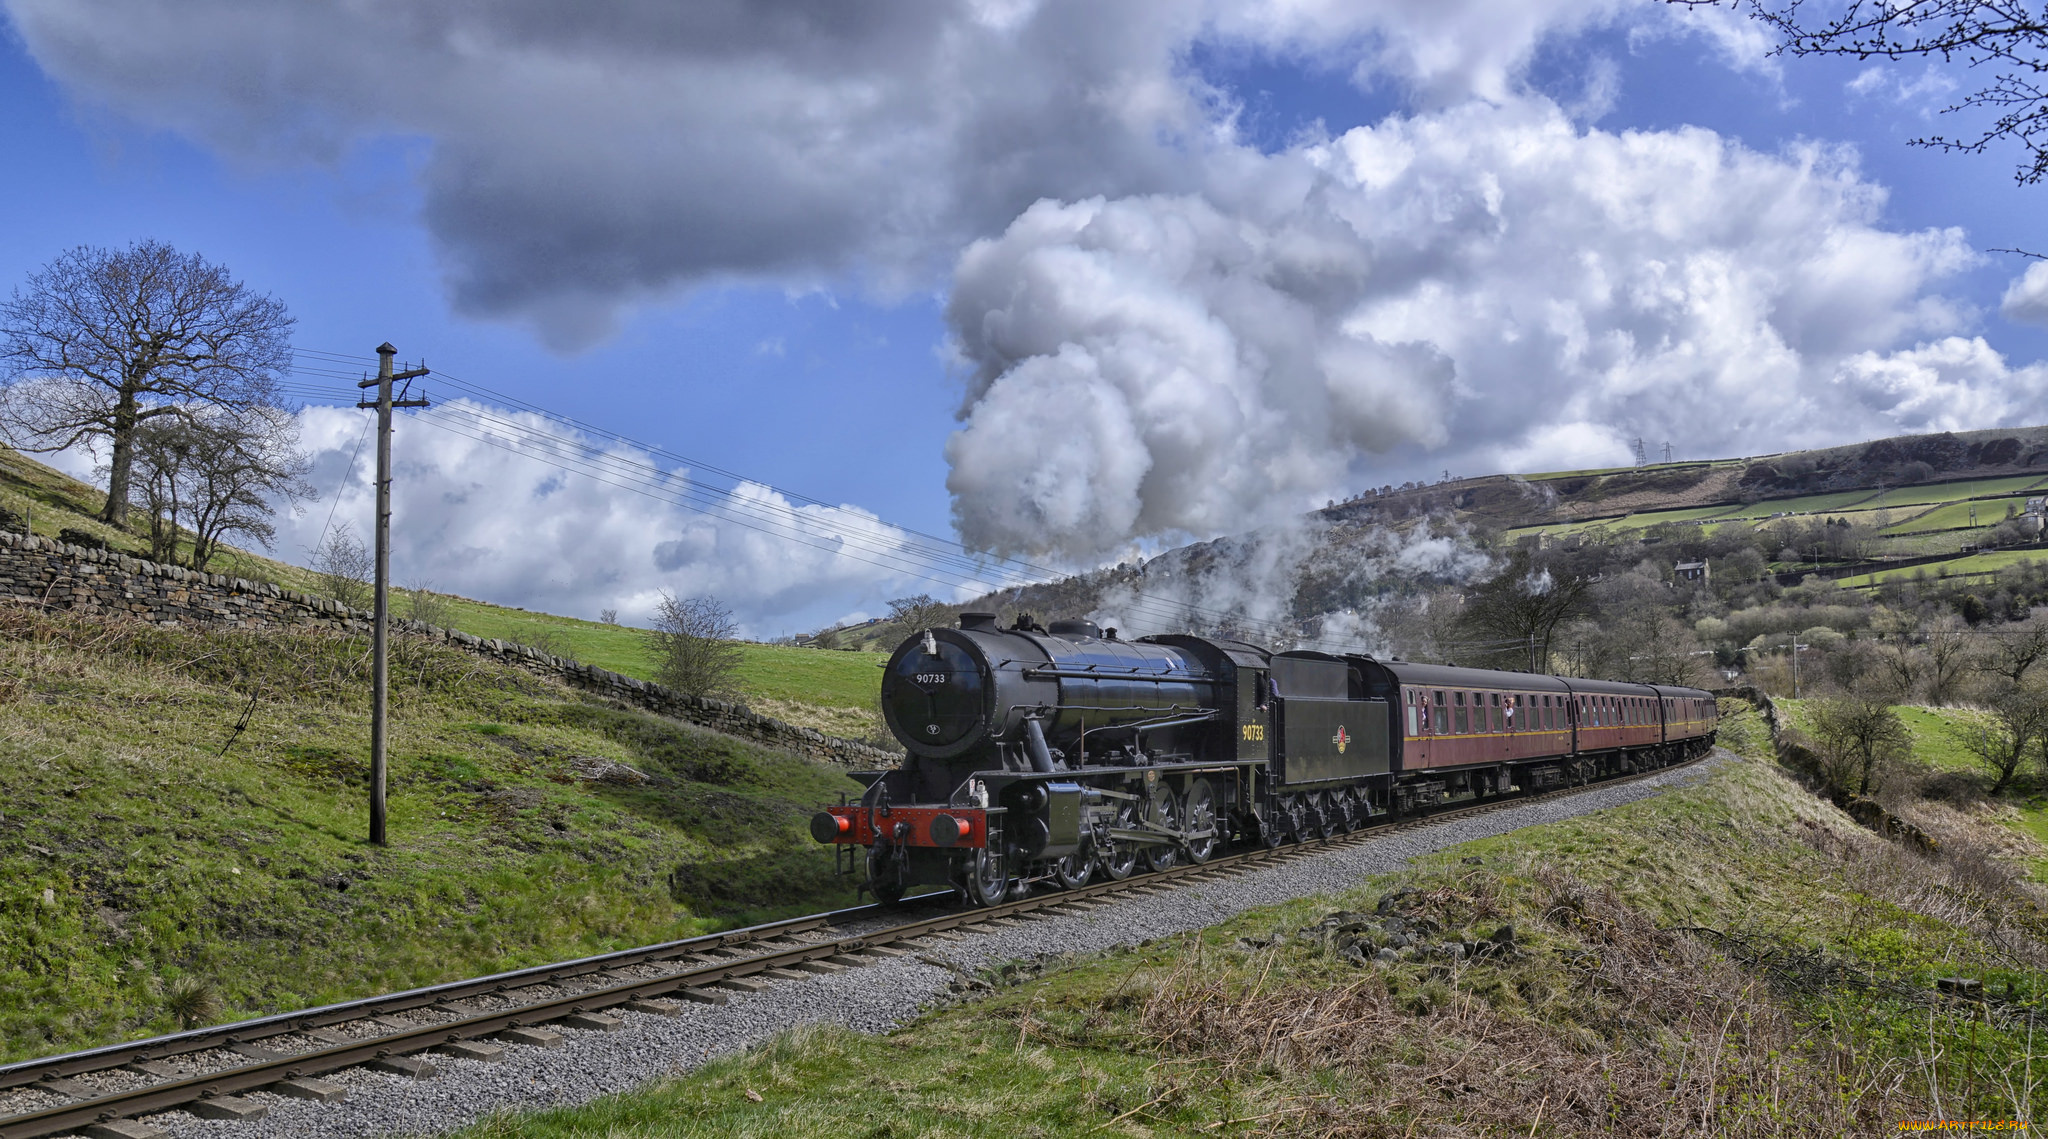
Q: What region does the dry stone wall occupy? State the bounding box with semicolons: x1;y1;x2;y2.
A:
0;529;901;770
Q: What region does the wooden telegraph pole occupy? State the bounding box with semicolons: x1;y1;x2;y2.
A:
359;343;429;845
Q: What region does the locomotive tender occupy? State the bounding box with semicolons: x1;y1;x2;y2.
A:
811;612;1717;905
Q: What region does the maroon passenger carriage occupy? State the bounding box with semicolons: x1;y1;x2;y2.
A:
813;613;1719;905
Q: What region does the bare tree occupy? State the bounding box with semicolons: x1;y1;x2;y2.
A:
1689;2;2048;190
1971;613;2048;684
1954;677;2048;794
1923;613;1973;705
1809;694;1912;796
647;592;745;699
1872;642;1926;702
599;608;619;625
127;406;313;571
310;523;372;611
0;241;294;528
886;593;952;634
1456;549;1591;671
1616;611;1715;686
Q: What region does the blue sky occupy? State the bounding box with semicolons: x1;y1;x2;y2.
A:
2;2;2045;634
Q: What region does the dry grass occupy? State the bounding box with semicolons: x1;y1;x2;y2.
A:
1131;864;1924;1137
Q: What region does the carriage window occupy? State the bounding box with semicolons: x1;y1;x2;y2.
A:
1491;698;1503;733
1434;691;1448;733
1454;691;1468;734
1406;691;1419;736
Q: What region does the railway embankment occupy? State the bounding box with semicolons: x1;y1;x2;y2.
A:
0;604;866;1065
427;724;2046;1137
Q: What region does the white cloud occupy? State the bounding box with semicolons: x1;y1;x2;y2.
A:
278;400;964;635
1828;337;2048;433
944;97;1990;560
2001;260;2048;327
1844;63;1959;111
5;0;1737;347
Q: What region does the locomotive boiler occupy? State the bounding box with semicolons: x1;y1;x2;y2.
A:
812;612;1717;905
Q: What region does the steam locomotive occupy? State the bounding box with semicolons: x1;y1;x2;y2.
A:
811;612;1717;905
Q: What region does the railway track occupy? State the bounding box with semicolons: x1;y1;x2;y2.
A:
0;753;1710;1139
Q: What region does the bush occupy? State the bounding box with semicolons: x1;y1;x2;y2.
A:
646;593;744;699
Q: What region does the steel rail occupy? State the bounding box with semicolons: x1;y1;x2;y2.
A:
0;748;1712;1139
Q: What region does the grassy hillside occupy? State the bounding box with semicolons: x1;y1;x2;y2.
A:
450;748;2048;1138
0;445;891;736
0;605;865;1063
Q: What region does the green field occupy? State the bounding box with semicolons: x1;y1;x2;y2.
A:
413;596;887;712
1864;474;2048;509
1838;550;2048;588
1520;459;1731;481
1714;488;1886;518
1880;498;2023;534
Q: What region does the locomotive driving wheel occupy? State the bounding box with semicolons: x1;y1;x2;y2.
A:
1143;784;1182;872
1183;779;1221;863
1053;844;1094;889
1098;797;1140;880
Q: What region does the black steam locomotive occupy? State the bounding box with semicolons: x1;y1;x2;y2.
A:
812;612;1717;905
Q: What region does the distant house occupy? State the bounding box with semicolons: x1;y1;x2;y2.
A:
1675;560;1710;585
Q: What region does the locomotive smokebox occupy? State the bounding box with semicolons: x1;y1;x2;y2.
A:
881;614;1226;764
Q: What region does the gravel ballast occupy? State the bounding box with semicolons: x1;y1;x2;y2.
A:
143;754;1728;1139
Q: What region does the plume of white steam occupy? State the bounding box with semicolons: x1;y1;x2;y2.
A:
1086;514;1492;650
